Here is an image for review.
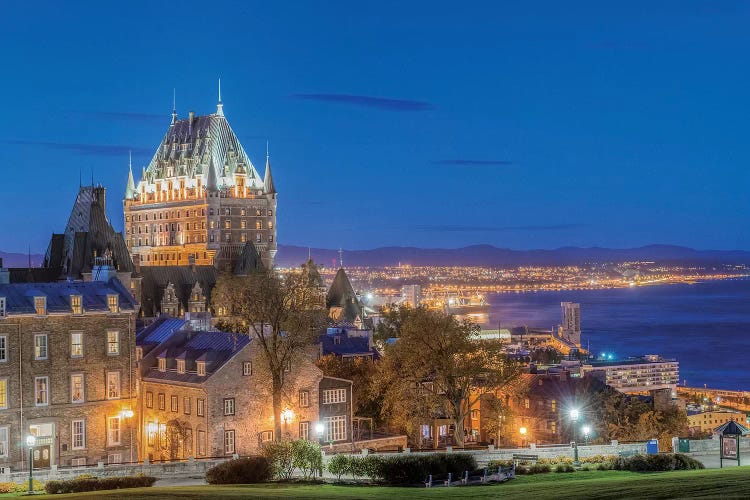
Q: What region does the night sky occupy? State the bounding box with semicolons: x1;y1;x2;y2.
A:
1;1;748;253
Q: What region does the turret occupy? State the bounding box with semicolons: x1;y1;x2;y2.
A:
124;152;136;200
264;152;275;194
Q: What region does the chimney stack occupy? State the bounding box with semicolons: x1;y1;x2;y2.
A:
132;254;141;274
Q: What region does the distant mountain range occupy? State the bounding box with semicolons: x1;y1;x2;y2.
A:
3;245;750;270
276;244;750;268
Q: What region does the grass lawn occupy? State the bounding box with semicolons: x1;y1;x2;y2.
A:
41;468;750;499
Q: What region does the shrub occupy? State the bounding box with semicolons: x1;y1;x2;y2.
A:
350;455;375;478
486;459;513;469
327;454;351;481
358;453;477;485
529;463;552;474
205;457;272;485
292;439;323;479
262;440;295;480
0;483;15;494
515;465;530;475
44;475;155;494
611;454;705;472
555;463;575;473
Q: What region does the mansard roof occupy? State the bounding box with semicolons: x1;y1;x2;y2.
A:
0;278;137;316
141;112;266;191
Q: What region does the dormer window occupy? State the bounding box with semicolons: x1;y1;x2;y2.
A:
0;297;5;319
177;360;185;374
107;295;119;313
34;297;46;316
158;358;166;372
71;295;82;315
197;362;206;376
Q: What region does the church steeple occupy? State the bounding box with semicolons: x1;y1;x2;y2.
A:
264;142;275;194
124;151;136;200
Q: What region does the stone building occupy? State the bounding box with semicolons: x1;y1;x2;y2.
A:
123;93;277;271
0;270;139;470
136;316;353;459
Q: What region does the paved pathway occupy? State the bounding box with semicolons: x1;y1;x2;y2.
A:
691;452;750;469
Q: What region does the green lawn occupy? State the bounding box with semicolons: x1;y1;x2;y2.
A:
42;468;750;499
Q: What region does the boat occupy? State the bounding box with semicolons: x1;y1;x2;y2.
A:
444;293;490;314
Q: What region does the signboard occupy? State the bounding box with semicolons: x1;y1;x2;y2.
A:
721;435;738;460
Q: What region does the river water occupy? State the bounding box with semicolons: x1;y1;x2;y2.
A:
477;278;750;391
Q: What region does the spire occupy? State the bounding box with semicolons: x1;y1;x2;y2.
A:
125;151;136;199
206;159;218;191
171;88;177;124
263;142;276;194
216;78;224;116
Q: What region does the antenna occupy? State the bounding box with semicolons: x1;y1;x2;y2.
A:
172;88;177;124
216;78;224;116
218;77;222;103
266;140;269;160
338;248;344;268
129;150;132;170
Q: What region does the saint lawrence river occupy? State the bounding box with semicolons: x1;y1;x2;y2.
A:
480;278;750;391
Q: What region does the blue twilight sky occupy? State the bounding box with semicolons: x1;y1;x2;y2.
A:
1;1;749;253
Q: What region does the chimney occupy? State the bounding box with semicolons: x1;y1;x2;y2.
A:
0;258;8;285
132;254;141;274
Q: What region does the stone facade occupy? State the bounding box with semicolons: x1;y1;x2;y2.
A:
0;277;139;470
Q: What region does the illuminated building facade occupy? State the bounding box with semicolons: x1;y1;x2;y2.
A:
581;355;679;393
123;94;277;272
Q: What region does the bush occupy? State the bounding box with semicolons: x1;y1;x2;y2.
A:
327;454;351;481
354;453;477;485
292;439;323;479
205;457;272;485
486;459;513;469
44;475;155;494
529;463;552;474
555;463;575;473
611;453;705;472
262;440;295;480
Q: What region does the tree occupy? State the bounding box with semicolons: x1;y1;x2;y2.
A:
212;269;327;441
375;307;518;447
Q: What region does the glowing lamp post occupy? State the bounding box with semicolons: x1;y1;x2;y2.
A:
582;425;591;446
281;409;295;437
519;427;528;447
120;409;135;463
570;409;580;466
26;435;36;494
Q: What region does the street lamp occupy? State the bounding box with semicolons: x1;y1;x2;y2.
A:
120;409;135;463
582;425;591;446
519;427;527;448
26;435;36;494
281;409;295;437
570;409;580;466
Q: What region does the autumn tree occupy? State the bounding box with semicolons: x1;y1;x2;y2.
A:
375;307;519;447
212;268;327;441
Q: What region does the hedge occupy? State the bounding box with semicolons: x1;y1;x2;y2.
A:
44;475;156;494
327;453;477;485
206;456;272;484
611;453;704;472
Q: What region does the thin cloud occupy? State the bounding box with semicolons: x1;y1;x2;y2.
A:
68;111;166;124
1;140;152;157
433;159;514;166
412;224;586;232
291;93;434;112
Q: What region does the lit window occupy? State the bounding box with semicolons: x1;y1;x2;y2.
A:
34;334;48;360
224;398;235;416
197;362;206;376
177;359;185;374
299;390;310;408
0;379;7;409
322;388;347;404
299;422;310;440
72;420;86;449
107;331;120;356
34;297;46;315
107;295;119;313
71;295;82;314
70;373;84;403
35;376;49;406
224;430;235;454
70;332;83;357
108;417;121;445
158;358;166;372
325;416;347;442
106;371;120;399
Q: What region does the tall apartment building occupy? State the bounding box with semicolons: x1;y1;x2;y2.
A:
560;301;581;347
123;94;277;271
400;284;422;308
0;269;139;470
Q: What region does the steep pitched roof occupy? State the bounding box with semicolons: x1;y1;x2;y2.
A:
264;156;275;194
142;113;267;192
326;268;365;323
138;265;217;317
233;242;265;275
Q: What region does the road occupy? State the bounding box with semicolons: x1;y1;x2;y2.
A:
691;452;750;469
